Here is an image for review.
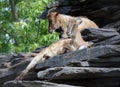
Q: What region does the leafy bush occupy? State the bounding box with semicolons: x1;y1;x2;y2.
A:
0;0;59;53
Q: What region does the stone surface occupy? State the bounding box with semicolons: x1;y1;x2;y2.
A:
82;28;119;42
39;0;120;27
3;81;78;87
36;45;120;70
52;78;120;87
0;60;30;86
37;67;120;80
95;35;120;46
0;53;36;68
103;20;120;33
0;53;33;86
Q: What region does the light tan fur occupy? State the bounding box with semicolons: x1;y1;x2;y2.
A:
15;25;86;80
48;12;99;47
15;39;73;80
16;33;86;81
65;19;90;51
48;12;99;37
15;36;84;81
15;13;99;81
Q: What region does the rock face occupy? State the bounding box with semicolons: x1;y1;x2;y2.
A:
35;45;120;69
1;0;120;87
37;67;120;80
39;0;120;27
3;81;77;87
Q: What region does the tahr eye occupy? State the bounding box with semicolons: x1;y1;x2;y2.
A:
49;20;52;23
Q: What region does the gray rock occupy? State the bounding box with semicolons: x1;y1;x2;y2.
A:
39;0;120;27
3;81;78;87
37;67;120;80
82;28;119;42
103;21;120;33
0;52;37;69
95;35;120;46
52;78;120;87
0;60;30;86
47;0;95;8
36;45;120;70
68;60;120;67
0;54;14;68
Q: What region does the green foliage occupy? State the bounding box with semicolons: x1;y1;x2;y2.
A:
0;0;59;53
